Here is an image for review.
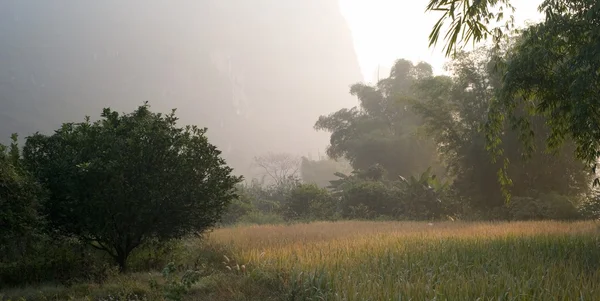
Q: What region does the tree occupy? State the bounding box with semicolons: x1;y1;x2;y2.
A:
315;59;440;179
426;0;600;193
425;0;516;56
414;48;590;210
23;103;241;271
0;134;42;261
253;152;301;186
327;165;399;219
284;184;338;221
489;0;600;183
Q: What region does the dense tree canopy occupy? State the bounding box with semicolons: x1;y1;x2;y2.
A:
426;0;600;194
314;59;439;179
23;103;241;270
490;0;600;178
414;49;591;209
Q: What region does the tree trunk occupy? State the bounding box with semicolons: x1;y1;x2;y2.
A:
115;249;129;273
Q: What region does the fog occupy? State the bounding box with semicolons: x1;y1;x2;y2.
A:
0;0;362;177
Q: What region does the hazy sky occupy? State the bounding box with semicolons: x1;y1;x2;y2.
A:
340;0;544;82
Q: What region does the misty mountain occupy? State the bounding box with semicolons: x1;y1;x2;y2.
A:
0;0;362;176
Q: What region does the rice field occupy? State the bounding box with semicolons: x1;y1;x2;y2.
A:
4;221;600;300
202;221;600;300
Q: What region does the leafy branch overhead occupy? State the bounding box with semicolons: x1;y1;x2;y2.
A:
426;0;516;56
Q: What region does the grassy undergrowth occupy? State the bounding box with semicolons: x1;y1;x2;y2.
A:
3;221;600;300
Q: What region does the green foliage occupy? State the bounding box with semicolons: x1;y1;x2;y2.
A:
284;184;338;221
315;59;440;179
328;165;394;219
220;195;255;226
22;103;241;270
0;134;43;262
326;165;458;220
340;180;397;219
489;0;600;186
127;239;185;273
149;262;203;301
219;176;316;225
414;48;591;210
396;167;451;220
508;193;580;221
426;0;516;56
286;270;333;300
236;180;282;214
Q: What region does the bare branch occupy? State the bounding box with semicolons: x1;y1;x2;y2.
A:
253;152;301;185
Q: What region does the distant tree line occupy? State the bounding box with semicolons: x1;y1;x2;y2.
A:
221;44;600;224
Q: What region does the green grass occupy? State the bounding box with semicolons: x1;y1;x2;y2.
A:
3;221;600;300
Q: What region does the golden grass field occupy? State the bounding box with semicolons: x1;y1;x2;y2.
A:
3;220;600;300
203;221;600;300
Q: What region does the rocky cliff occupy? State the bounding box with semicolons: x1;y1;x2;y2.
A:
0;0;362;176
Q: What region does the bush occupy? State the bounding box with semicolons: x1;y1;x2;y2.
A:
238;211;286;225
149;262;203;301
396;168;450;220
220;198;255;225
340;180;397;219
284;184;338;221
508;193;580;221
127;239;185;272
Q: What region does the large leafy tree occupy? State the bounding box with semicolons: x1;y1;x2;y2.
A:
315;59;439;179
414;49;590;209
489;0;600;182
426;0;600;189
23;103;241;271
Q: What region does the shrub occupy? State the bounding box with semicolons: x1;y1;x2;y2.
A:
0;236;117;287
508;193;580;221
149;262;203;301
396;168;450;220
220;198;255;225
340;180;396;219
238;211;286;225
127;239;185;272
284;184;338;221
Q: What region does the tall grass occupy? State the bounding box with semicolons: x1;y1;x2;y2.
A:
204;221;600;300
4;221;600;300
